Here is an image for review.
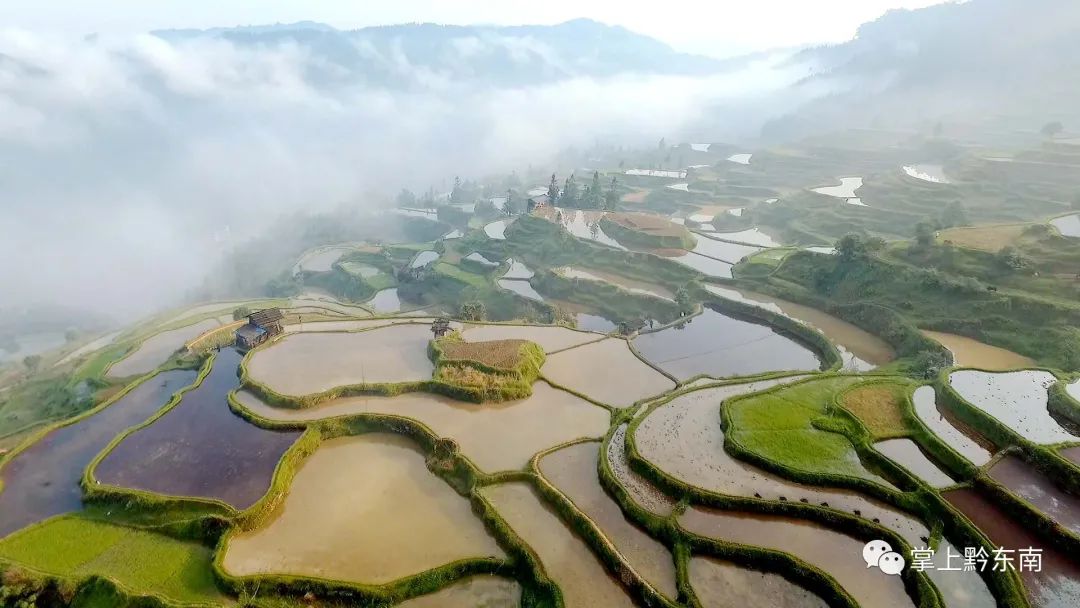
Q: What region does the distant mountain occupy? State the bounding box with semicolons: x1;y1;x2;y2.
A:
763;0;1080;140
152;19;728;88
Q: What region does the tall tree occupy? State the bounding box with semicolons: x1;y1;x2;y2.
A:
1041;121;1064;138
547;173;559;200
657;137;666;150
590;171;602;208
505;189;520;216
563;173;578;207
450;176;463;205
915;221;936;247
604;176;619;211
396;188;416;208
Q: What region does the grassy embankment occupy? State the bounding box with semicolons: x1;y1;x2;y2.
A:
598;212;697;250
430;332;545;402
752;248;1080;371
621;375;1029;607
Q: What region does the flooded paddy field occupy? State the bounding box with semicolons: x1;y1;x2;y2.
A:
902;164;951;183
688;556;828;608
873;438;955;488
689;235;762;264
812;177;863;199
484;219;512;240
247;324;435;395
367;287;402;312
551;209;627;249
223;434;502;584
502;258;534;279
923;539;997;608
106;318;221;378
704;285;894;371
634;380;929;545
911;386;993;465
921;330;1034;370
1068;378;1079;402
539;442;678;599
464;252;499;267
607;425;675;516
480;482;636;608
235;382;610;473
397;575;521;608
94;349;300;508
555;266;673;300
294;245;355;272
0;369;197;537
656;250;733;277
498;279;545;302
1051;213;1080;237
727;153;752;165
680;507;915;608
988;455;1080;534
633;305;822;380
461;324;600;353
573;312;618;333
410;250;440;268
54;330;124;367
281;318;429;334
944;488;1080;607
702;227;783;247
948;370;1079;444
543;338;675;407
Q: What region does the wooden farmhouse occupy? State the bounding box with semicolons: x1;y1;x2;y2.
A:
235;308;284;349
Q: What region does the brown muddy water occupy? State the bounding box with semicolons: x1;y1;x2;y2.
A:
94;349;300;508
539;442;678;599
633;305;822;380
688;556;828;608
949;370;1078;444
680;507;914;608
246;324;435;396
223;434;503;584
543;338;675;407
461;324;601;353
234;382;610;473
705;285;894;371
480;482;635;608
106;318;221;378
945;488;1080;607
635;380;929;546
988;455;1080;535
874;438;956;488
0;369;197;537
911;386;993;465
607;425;675;516
922;331;1034;371
397;575;521;608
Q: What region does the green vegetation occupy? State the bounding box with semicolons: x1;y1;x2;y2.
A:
0;515;224;605
838;382;916;439
430;332;545;402
598;213;696;249
724;377;882;483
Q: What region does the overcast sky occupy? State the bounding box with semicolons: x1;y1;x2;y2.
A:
3;0;948;57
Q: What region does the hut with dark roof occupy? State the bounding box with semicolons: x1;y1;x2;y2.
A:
235;308;284;349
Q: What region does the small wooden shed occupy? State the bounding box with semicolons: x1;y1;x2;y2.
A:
235;308;284;349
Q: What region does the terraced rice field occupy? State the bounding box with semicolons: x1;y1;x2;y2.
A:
680;507;914;608
106;318;220;378
539;442;678;599
948;370;1079;444
246;324;436;395
922;330;1034;370
235;382;610;472
223;434;503;583
543;338;675;407
688;556;828;608
633;306;822;380
480;482;636;607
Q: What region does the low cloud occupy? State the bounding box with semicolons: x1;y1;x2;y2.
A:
0;28;817;322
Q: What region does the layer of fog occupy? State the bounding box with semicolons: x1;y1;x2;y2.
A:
0;28;821;325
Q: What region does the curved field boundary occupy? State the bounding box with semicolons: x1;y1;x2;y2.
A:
935;366;1080;557
625;376;957;608
0;363;202;497
530;439;679;608
594;422;860;608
